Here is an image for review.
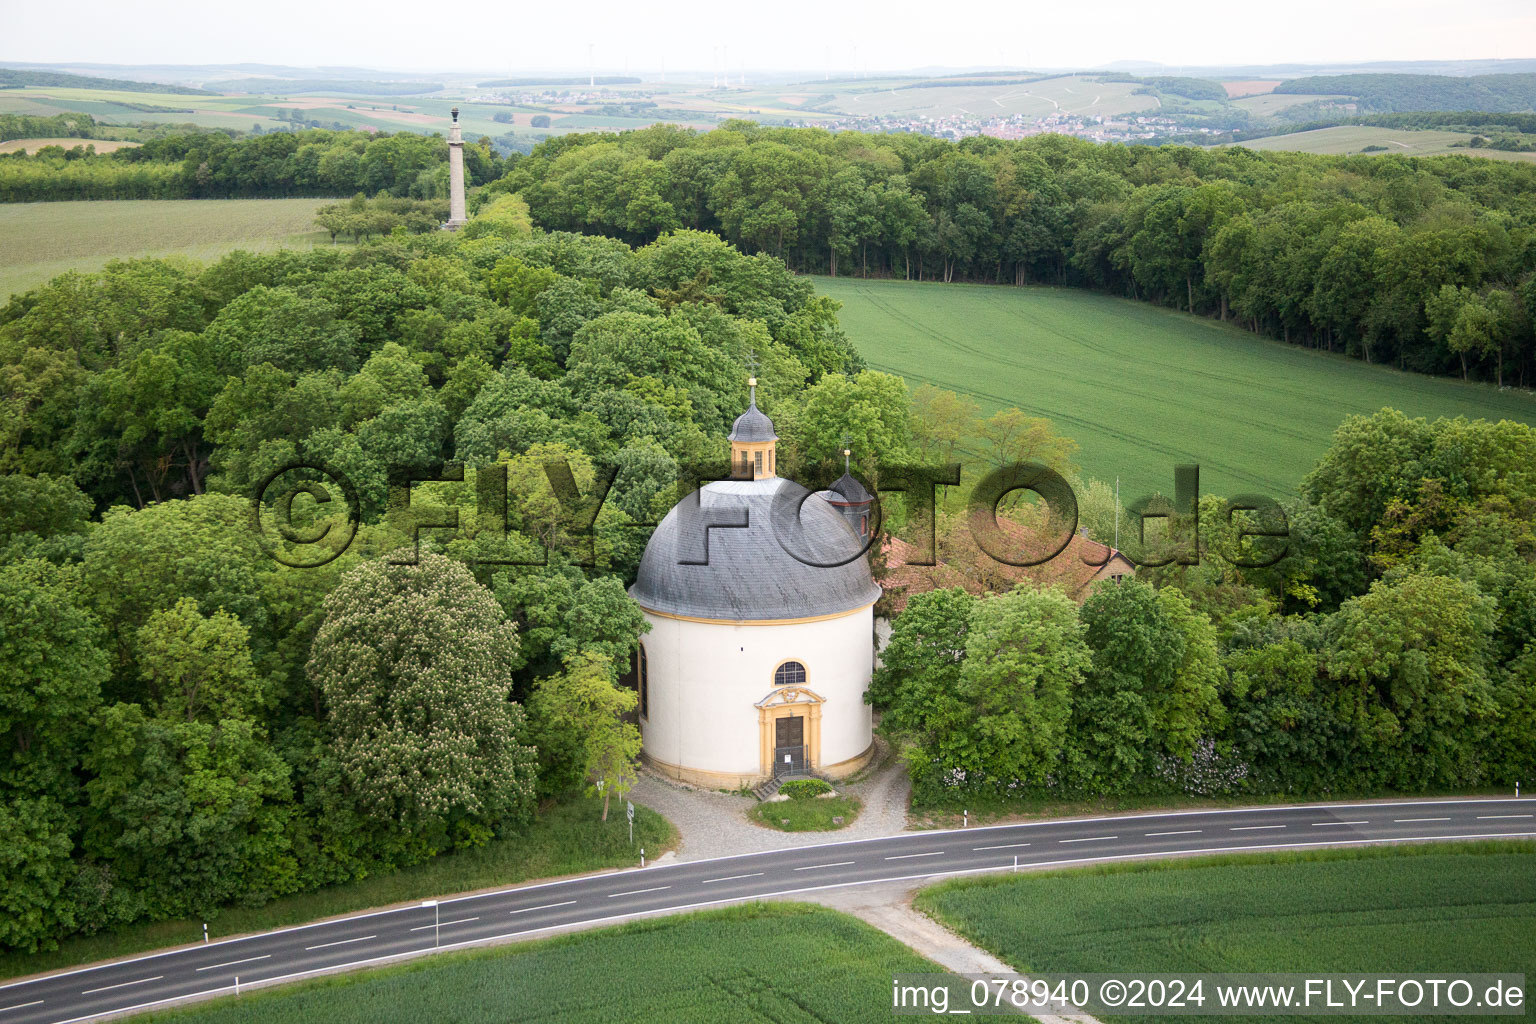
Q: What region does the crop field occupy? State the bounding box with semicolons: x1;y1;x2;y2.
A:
820;75;1158;119
917;844;1536;1022
137;903;938;1024
1232;125;1536;161
0;198;332;299
1230;92;1352;117
817;277;1536;499
0;137;142;154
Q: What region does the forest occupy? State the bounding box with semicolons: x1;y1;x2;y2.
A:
0;126;504;202
0;222;881;954
1273;73;1536;112
874;406;1536;804
495;122;1536;386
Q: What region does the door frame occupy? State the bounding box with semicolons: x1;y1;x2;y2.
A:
755;686;824;779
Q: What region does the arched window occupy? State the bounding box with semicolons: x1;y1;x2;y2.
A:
637;644;649;719
773;660;806;687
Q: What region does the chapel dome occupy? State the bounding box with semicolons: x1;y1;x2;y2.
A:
727;397;777;443
629;476;880;621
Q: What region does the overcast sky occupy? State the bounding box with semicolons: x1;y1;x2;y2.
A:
5;0;1534;74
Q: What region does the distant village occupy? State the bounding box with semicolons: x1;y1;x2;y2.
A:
790;109;1217;143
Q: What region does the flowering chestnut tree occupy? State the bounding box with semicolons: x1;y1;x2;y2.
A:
308;553;536;843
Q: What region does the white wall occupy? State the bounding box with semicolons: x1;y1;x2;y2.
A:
640;606;873;778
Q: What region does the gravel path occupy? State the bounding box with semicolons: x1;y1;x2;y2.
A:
631;737;914;863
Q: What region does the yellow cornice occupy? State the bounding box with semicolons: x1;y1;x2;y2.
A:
636;599;876;627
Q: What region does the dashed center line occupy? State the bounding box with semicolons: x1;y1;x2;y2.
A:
702;872;765;883
0;1001;44;1014
509;901;576;914
973;842;1031;851
409;917;478;931
1313;820;1369;826
195;955;271;972
304;935;375;951
885;851;944;860
81;976;163;995
1231;825;1286;831
1395;817;1450;823
607;886;670;898
794;861;855;871
1060;836;1117;843
1145;830;1201;836
1478;814;1533;819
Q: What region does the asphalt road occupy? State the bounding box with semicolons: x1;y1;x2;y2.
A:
3;797;1532;1023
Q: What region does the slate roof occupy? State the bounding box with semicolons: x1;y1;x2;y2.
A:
630;477;881;620
827;471;873;505
727;397;777;443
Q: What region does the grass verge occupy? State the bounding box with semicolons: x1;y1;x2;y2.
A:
0;796;676;983
750;795;863;832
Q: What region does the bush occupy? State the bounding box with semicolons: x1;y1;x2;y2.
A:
779;778;833;799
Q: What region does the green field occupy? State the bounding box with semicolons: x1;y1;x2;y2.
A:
1231;125;1536;161
818;277;1536;499
1230;92;1352;118
0;198;332;299
917;844;1536;1022
138;903;938;1024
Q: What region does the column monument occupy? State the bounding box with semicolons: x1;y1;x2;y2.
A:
445;107;467;230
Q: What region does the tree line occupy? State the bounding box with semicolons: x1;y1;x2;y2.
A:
875;407;1536;804
496;121;1536;387
0;126;503;202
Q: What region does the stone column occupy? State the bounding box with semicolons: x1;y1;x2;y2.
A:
446;107;467;230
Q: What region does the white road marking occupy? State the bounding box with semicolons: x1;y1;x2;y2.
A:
81;976;163;995
794;861;855;871
1313;820;1369;826
607;886;670;898
509;901;576;914
1145;830;1201;837
409;917;478;931
1231;825;1286;831
701;872;765;883
304;935;376;951
1060;836;1116;843
973;842;1031;851
885;851;944;860
1395;817;1449;823
0;1001;43;1013
195;955;270;972
1478;814;1533;819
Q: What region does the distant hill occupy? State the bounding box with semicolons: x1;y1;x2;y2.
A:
478;77;642;87
0;67;213;95
1098;74;1229;101
1275;73;1536;113
208;78;444;95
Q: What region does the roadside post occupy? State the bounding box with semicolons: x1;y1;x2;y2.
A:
627;801;635;845
421;899;439;947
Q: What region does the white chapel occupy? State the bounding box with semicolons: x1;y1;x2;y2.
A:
628;379;880;788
